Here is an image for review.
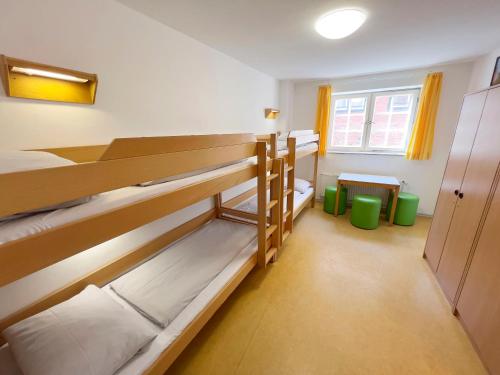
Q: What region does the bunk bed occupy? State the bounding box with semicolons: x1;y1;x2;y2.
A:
0;134;283;375
221;130;319;244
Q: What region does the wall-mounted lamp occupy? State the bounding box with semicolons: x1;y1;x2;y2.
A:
0;55;98;104
265;108;280;120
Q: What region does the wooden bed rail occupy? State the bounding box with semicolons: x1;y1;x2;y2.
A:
1;134;256;218
255;134;271;142
99;134;256;160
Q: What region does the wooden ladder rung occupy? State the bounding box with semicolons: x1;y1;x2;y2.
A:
286;166;294;172
267;173;279;182
282;230;290;242
265;224;277;239
284;188;293;196
265;247;278;264
267;200;278;210
283;210;291;221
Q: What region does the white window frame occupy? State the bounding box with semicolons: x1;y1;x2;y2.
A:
328;86;421;155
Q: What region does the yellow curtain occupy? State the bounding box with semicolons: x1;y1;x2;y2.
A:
315;85;332;156
406;72;443;160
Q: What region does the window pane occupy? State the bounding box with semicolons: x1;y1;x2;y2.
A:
391;95;411;112
335;99;348;114
368;93;414;149
350;98;366;113
331;97;367;148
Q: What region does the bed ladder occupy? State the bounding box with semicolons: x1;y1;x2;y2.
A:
257;141;283;267
282;137;296;243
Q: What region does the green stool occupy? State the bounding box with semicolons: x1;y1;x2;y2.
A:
324;186;347;214
386;192;419;226
351;194;382;230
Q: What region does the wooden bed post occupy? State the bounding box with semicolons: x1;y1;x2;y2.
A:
285;137;296;234
269;133;278;158
257;141;268;267
278;158;285;247
214;193;222;218
269;158;283;262
269;133;281;252
311;142;319;208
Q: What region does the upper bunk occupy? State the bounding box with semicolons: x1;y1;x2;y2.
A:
0;134;276;287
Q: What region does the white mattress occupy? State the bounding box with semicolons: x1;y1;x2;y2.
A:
294;187;314;215
110;219;256;327
0;219;258;375
0;159;256;245
234;186;314;219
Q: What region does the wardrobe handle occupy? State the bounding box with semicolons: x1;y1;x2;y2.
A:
454;189;459;196
458;192;464;199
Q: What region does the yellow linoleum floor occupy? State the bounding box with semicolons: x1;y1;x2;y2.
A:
167;206;486;375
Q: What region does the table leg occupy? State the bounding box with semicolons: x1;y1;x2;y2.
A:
334;180;342;216
388;186;399;225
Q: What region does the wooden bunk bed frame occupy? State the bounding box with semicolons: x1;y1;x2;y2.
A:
226;131;319;246
0;134;283;374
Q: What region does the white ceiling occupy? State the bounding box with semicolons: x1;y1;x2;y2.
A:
117;0;500;80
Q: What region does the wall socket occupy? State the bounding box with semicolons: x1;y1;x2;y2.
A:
400;179;409;191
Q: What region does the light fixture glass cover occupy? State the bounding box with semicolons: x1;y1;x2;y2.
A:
315;9;366;39
11;66;89;83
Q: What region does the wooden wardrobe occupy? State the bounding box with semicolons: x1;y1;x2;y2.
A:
424;84;500;374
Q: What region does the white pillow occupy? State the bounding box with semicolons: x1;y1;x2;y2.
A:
0;151;92;221
294;178;312;194
3;285;157;375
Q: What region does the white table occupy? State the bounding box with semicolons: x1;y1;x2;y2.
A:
335;173;401;225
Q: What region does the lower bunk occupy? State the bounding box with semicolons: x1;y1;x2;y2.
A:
0;218;258;375
224;178;315;221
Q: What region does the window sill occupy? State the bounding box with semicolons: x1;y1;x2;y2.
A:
327;150;406;156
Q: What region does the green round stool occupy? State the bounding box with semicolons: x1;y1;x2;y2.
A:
386;192;419;226
351;194;382;230
324;186;347;215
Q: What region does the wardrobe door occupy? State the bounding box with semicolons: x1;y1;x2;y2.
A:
424;91;487;271
456;178;500;375
437;87;500;302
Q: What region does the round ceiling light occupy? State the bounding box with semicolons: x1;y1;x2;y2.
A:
315;9;367;39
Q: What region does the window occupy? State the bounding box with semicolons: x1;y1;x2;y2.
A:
329;88;420;153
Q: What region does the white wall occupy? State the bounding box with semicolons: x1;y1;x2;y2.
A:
0;0;278;317
468;46;500;91
0;0;278;150
277;80;295;133
289;62;474;215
